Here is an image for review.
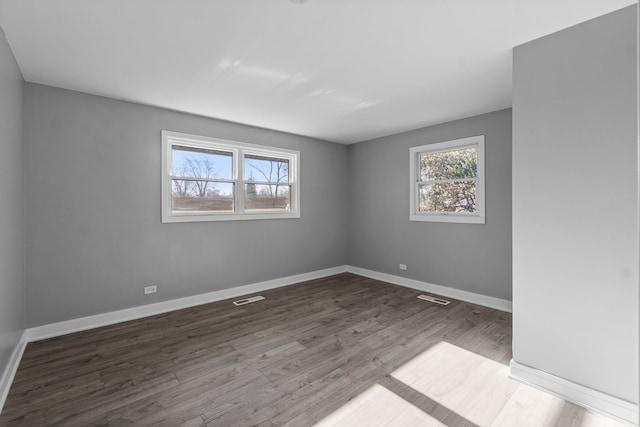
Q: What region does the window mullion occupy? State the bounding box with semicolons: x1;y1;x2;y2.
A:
236;148;245;214
418;177;478;185
170;176;235;184
245;180;287;186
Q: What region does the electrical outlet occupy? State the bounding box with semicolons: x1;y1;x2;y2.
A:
399;264;407;271
144;285;157;295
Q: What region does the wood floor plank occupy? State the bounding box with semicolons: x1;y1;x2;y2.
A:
0;273;625;427
6;373;180;427
265;369;357;425
175;415;207;427
277;411;316;427
107;369;270;426
174;340;307;385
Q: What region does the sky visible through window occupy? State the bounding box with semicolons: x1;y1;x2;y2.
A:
172;147;288;181
171;146;232;179
171;146;289;199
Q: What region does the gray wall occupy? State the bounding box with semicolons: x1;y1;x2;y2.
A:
512;5;638;404
0;31;25;375
348;109;512;301
24;83;349;327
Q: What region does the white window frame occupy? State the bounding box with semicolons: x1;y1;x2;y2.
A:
409;135;485;224
162;130;300;223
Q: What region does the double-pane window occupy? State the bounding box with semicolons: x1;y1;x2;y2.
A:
162;131;299;222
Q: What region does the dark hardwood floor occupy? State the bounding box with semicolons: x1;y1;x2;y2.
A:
1;273;515;426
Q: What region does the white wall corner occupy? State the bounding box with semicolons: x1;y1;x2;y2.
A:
510;360;639;425
0;331;28;414
346;265;512;313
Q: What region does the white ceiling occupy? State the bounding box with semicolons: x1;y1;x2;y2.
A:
0;0;635;144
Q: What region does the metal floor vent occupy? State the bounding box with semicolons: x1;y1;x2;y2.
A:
417;295;451;305
233;295;265;306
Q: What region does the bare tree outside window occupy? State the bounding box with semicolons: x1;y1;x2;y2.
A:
244;155;290;211
170;146;234;212
172;165;192;197
184;157;221;197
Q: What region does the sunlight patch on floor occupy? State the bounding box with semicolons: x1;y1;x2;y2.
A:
391;341;515;426
315;341;628;426
314;384;445;427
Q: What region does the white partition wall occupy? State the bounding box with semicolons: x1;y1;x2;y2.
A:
512;5;638;423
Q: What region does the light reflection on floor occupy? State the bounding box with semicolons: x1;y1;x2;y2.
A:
314;383;445;427
315;342;628;427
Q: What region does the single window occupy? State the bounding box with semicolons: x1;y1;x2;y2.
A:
410;135;485;224
162;131;300;222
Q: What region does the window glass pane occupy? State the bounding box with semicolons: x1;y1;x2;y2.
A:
172;181;234;212
245;184;290;212
419;147;477;181
244;154;289;183
419;181;476;213
172;145;233;180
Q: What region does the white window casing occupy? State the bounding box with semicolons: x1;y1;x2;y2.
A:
409;135;485;224
162;130;300;223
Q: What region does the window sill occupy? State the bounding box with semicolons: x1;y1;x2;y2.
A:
410;213;485;224
162;212;300;223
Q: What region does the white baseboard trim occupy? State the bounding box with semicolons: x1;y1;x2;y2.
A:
510;360;639;425
26;265;349;342
346;266;512;312
0;331;28;414
25;265;511;342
